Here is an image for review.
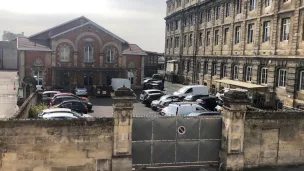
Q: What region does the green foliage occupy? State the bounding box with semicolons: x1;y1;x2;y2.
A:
29;104;48;118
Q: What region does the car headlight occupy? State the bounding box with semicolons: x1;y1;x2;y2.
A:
87;102;92;105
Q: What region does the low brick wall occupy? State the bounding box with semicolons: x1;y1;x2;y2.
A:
244;111;304;169
0;118;114;171
13;91;38;119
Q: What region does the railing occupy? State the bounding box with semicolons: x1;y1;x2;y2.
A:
12;91;38;119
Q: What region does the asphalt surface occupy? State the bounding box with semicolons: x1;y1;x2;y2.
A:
89;82;184;118
0;70;18;118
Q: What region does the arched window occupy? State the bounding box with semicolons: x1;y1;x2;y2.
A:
245;66;252;82
83;46;93;63
278;69;287;88
60;45;70;62
221;64;227;78
212;63;217;76
106;49;115;63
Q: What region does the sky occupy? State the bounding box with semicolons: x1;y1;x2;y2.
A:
0;0;166;52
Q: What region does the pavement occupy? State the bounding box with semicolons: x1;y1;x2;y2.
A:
89;82;184;118
0;70;18;118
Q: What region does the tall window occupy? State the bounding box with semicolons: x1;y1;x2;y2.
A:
278;69;287;87
170;38;173;48
206;31;211;46
207;9;212;22
221;64;227;78
233;65;239;80
166;39;169;48
204;62;209;74
199;12;203;24
199;33;203;47
175;20;179;30
189;34;193;47
212;63;217;76
187;60;191;72
265;0;271;7
177;0;181;7
236;0;242;14
248;24;254;44
224;28;229;45
60;46;70;62
184;35;187;48
214;30;219;45
235;26;241;44
34;71;43;86
246;66;252;82
249;0;256;11
261;67;268;85
83;46;93;63
215;6;221;20
106;49;115;63
281;18;290;41
283;0;290;2
263;21;271;42
175;37;180;48
189;14;193;25
300;71;304;90
226;3;230;17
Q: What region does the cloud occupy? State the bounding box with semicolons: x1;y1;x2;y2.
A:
0;0;166;52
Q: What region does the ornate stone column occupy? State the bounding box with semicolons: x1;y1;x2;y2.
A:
220;90;249;171
111;87;136;171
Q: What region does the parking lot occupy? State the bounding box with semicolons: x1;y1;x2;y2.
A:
89;82;183;118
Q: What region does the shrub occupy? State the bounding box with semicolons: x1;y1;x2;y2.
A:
29;104;48;118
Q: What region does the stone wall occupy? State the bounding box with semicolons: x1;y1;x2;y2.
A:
0;119;114;171
244;111;304;169
13;91;38;119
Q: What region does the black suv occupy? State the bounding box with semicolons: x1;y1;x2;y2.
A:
51;96;93;111
143;93;164;107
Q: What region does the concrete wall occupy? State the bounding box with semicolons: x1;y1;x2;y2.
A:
0;41;18;70
244;111;304;168
0;119;114;171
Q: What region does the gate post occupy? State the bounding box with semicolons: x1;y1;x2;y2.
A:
220;90;249;171
111;87;136;171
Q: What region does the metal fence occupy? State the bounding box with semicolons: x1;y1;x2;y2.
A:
132;116;222;166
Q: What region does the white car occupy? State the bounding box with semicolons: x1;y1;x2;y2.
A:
38;108;93;118
74;87;88;96
160;102;206;116
216;88;248;101
140;89;164;101
173;85;209;99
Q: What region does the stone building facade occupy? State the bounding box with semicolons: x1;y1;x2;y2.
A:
18;16;147;92
165;0;304;108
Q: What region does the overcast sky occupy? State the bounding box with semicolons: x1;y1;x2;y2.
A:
0;0;166;52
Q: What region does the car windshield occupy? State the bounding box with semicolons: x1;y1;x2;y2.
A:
178;87;188;93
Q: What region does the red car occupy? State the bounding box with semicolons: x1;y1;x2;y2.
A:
49;93;88;106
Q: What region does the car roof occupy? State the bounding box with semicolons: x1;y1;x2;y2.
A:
56;96;76;99
43;91;60;94
144;89;160;92
55;93;74;96
43;108;72;113
148;93;164;96
42;113;78;118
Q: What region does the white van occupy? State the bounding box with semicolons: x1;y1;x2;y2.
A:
111;78;131;91
160;103;206;116
173;85;209;98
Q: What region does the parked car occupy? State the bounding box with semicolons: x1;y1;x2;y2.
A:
144;81;164;91
52;93;88;101
184;94;209;102
151;95;180;111
196;96;219;111
151;74;163;80
173;85;209;99
73;87;88;96
160;103;206;116
38;108;93;118
142;93;164;107
186;111;221;116
51;100;89;114
140;89;164;101
50;96;93;110
42;91;60;104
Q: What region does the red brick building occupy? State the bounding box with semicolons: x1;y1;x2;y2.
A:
17;16;147;92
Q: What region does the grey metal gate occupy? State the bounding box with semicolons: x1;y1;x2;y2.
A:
132;116;222;166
